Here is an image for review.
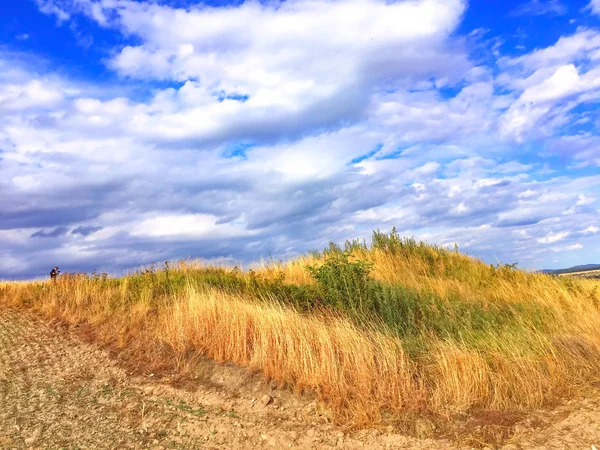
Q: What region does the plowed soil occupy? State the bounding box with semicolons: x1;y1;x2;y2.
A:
0;308;598;449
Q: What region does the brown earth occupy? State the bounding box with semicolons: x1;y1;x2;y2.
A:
0;308;598;450
559;269;600;279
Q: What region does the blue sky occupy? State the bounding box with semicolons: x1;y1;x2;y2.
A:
1;0;600;279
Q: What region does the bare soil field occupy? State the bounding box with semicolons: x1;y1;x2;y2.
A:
1;308;599;450
558;269;600;278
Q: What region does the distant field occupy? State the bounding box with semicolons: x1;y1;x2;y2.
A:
559;268;600;278
1;229;599;437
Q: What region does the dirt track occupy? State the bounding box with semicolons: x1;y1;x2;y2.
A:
0;308;599;449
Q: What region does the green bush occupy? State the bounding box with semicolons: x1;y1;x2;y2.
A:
307;243;373;313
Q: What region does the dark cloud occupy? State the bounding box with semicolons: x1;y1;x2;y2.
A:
31;227;70;238
71;225;103;236
1;206;101;230
496;216;543;228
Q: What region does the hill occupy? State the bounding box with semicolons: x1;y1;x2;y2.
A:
1;229;599;445
544;264;600;275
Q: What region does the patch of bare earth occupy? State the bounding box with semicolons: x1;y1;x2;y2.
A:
0;309;598;450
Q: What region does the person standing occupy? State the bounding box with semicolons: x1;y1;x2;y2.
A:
50;266;60;280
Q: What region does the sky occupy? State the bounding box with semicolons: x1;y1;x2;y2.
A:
1;0;600;279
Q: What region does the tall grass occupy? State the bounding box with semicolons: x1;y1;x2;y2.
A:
1;230;599;428
162;288;421;423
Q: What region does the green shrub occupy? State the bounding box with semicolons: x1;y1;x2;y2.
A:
307;243;373;313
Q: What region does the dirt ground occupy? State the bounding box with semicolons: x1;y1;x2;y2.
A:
0;308;599;450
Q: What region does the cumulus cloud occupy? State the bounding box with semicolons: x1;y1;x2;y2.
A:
1;0;599;278
40;0;468;149
497;30;600;142
87;0;468;86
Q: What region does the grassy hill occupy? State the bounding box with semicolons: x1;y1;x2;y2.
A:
1;229;599;429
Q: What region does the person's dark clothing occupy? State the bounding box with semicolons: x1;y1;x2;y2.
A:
50;268;60;280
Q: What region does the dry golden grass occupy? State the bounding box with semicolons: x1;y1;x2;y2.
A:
1;236;600;428
0;280;422;423
161;288;422;423
257;246;600;306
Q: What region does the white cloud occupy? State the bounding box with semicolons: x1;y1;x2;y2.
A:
589;0;600;16
0;79;65;111
104;0;467;84
132;214;250;239
519;64;582;103
35;0;71;22
500;29;600;71
565;243;583;250
499;64;600;141
576;194;595;206
537;231;570;243
495;30;600;142
33;0;469;141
